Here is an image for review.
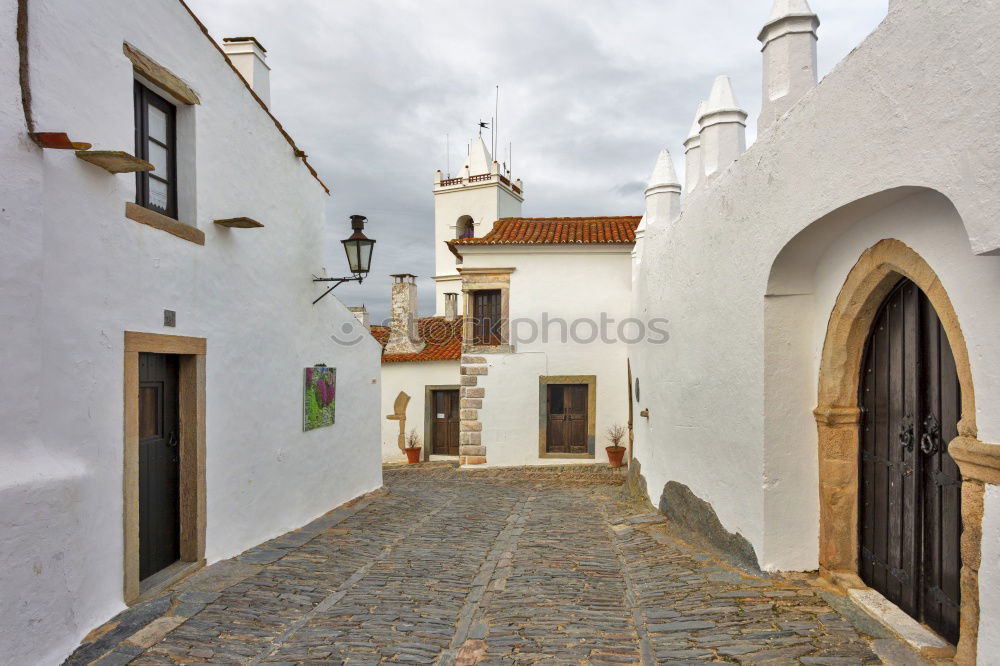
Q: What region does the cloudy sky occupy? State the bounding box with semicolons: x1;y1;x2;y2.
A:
186;0;888;321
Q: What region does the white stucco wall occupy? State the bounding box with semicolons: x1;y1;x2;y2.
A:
0;1;382;662
631;0;1000;578
432;183;523;314
463;246;634;466
379;360;460;462
979;485;1000;656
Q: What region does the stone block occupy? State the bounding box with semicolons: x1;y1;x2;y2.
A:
460;420;482;432
462;355;487;364
461;398;483;409
460;409;479;420
464;456;487;465
461;365;488;375
460;445;487;456
460;432;482;445
462;387;486;398
460;375;478;386
124;616;187;649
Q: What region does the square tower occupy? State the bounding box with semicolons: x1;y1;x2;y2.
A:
432;136;523;314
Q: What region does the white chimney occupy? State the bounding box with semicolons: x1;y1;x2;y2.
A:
758;0;819;129
222;37;271;107
444;293;459;322
699;76;747;183
348;306;369;331
683;101;706;195
645;149;682;225
385;274;425;355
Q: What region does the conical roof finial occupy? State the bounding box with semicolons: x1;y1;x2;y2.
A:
703;76;742;115
687;101;707;141
647;149;680;190
766;0;816;25
466;136;493;174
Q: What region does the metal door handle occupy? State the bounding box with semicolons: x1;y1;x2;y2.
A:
167;431;178;448
921;413;940;455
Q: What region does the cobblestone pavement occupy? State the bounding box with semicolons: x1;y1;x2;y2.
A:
67;464;916;665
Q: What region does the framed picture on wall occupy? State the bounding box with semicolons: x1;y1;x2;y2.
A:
303;365;336;431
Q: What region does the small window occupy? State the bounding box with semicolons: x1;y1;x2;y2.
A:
472;289;502;346
134;82;178;219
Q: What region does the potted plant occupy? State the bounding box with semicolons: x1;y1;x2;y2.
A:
605;423;627;468
404;429;422;464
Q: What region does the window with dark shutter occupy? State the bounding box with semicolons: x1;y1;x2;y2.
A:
472;290;502;346
134;82;178;219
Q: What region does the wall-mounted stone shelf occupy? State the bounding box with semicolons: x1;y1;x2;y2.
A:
32;132;92;150
214;217;264;228
76;150;154;174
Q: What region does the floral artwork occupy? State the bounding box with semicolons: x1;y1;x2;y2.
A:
303;366;336;431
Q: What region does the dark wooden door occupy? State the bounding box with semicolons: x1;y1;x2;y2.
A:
139;353;181;580
431;390;460;456
546;384;588;454
859;278;961;643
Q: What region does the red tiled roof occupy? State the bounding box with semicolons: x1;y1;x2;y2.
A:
370;317;463;364
451;216;641;246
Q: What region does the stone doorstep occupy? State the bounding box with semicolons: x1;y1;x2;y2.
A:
123;615;187;649
847;588;955;659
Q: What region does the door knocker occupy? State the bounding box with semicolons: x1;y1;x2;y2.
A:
921;413;941;455
898;414;914;452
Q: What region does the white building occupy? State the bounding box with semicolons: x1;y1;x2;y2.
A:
630;0;1000;661
0;1;382;663
373;140;636;467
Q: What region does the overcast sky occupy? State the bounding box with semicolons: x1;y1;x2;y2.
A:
186;0;888;321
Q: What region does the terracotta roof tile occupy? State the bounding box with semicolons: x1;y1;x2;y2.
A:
370;317;463;364
451;216;641;246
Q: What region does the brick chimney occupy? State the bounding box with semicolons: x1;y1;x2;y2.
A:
385;274;425;355
222;37;271;107
444;293;459;322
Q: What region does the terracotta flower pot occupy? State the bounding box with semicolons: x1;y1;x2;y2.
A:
606;446;626;468
404;447;422;464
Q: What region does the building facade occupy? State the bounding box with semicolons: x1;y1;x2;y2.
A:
373;141;636;467
630;0;1000;661
1;1;382;663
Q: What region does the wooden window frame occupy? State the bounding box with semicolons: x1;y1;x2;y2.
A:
460;268;514;354
538;375;597;459
471;289;502;346
134;81;179;220
123;332;206;604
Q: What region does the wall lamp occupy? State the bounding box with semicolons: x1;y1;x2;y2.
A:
312;214;376;305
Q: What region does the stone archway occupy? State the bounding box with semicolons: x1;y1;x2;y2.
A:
814;238;987;662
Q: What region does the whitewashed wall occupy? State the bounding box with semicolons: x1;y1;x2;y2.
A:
433;184;522;314
980;484;1000;655
0;1;382;663
463;246;633;466
630;0;1000;613
379;360;459;462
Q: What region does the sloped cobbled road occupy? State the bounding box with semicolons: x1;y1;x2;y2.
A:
68;464;903;665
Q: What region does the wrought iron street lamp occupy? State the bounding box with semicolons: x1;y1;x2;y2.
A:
312;214;376;305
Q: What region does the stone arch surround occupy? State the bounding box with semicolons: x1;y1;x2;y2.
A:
814;238;997;663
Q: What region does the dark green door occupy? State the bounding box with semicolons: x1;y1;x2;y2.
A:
138;353;181;580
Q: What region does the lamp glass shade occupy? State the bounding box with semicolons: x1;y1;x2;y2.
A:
342;236;375;274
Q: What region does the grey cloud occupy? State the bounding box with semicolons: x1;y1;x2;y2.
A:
186;0;888;320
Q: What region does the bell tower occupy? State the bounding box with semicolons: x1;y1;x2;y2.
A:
432;136;524;315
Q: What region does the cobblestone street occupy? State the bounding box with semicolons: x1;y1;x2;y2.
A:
68;464;914;665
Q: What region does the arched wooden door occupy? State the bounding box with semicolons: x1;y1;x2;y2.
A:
859;278;962;643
